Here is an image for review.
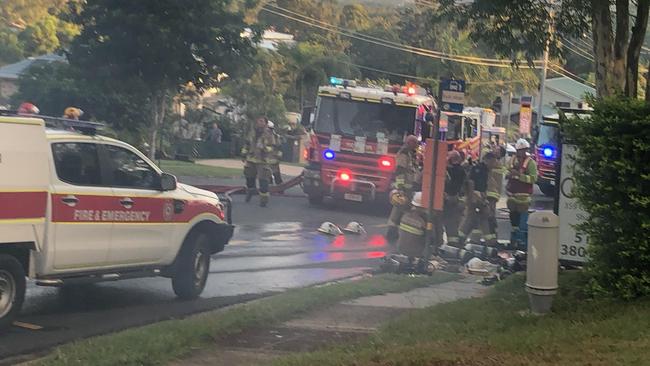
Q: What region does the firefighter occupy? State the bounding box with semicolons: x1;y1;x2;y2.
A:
386;135;421;242
241;117;277;207
443;150;466;248
397;192;427;259
506;138;538;246
459;151;492;245
485;146;506;246
266;121;284;187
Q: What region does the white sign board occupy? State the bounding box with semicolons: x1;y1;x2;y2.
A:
558;144;589;263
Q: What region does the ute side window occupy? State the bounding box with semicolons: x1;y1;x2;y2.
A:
52;143;103;186
105;145;159;190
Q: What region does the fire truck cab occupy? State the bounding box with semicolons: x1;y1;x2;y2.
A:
301;78;435;205
441;107;497;161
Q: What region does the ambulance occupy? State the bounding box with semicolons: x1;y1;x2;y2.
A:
300;78;436;205
0;112;234;328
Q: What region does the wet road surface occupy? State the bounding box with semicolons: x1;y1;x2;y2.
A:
0;194;392;361
0;190;553;362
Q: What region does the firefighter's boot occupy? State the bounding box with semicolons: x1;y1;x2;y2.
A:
260;193;270;207
245;188;257;203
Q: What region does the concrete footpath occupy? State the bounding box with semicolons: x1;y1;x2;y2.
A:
170;275;487;366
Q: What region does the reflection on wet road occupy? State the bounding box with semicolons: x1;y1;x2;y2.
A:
1;195;389;361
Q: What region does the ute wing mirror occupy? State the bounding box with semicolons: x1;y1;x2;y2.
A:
301;106;314;127
160;172;177;191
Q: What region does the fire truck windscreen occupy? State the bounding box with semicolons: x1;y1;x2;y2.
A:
314;97;417;143
537;123;559;147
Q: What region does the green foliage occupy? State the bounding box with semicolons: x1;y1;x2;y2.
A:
0;27;23;65
563;97;650;299
68;0;258;157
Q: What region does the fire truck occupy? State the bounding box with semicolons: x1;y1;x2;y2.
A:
440;107;499;161
534;108;591;197
300;78;436;205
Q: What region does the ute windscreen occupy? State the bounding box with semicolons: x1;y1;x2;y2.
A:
314;97;416;143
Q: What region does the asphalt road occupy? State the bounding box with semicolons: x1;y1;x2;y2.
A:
0;188;553;363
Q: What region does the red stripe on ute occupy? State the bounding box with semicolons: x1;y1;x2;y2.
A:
0;192;48;220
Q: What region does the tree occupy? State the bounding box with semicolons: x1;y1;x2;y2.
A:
440;0;650;99
69;0;258;158
341;4;371;31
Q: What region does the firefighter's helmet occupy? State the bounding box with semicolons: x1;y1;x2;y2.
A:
389;190;409;207
342;221;366;235
447;150;462;165
267;120;275;129
515;138;530;150
317;222;342;235
17;102;39;115
63;107;83;120
411;191;424;208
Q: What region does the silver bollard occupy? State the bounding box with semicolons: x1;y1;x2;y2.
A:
525;211;559;314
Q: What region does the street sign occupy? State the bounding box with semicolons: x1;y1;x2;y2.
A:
519;96;533;136
439;79;465;113
558;144;589;263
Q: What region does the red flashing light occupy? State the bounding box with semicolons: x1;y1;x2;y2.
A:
407;86;416;95
378;156;395;169
337;169;352;182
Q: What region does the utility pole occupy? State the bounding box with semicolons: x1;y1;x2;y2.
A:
537;2;555;130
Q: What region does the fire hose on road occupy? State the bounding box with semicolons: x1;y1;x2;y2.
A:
196;173;305;196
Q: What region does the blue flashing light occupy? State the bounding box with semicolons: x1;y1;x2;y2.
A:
330;76;343;86
323;149;336;160
542;147;554;158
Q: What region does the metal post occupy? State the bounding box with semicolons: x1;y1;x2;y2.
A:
506;90;513;145
537;46;549;129
424;116;440;261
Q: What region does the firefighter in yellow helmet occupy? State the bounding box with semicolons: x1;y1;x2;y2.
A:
241;116;277;207
63;107;83;120
386;135;421;242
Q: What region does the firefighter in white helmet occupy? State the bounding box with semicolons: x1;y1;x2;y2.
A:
396;192;427;259
506;138;537;247
266;120;284;189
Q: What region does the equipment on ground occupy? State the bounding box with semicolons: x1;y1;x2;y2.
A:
317;222;343;235
342;221;366;234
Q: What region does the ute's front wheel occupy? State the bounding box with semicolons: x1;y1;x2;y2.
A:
172;233;211;300
0;254;26;330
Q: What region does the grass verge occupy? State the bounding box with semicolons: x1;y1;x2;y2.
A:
34;273;458;366
157;159;242;178
273;271;650;366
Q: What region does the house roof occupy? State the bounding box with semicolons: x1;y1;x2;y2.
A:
544;76;595;101
0;53;66;80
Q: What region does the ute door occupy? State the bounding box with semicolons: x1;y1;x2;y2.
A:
103;144;175;265
50;141;113;270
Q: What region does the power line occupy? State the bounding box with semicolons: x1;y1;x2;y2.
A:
549;63;595;86
262;4;541;68
334;59;532;85
560;38;594;62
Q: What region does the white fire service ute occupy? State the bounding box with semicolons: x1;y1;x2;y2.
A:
0;112;233;328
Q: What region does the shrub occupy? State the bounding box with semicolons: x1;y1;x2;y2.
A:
563;97;650;299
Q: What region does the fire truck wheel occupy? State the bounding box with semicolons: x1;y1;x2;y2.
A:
172;233;211;300
308;194;324;205
0;254;26;330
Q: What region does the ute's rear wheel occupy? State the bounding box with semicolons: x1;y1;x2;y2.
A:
172;233;211;300
0;255;26;330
